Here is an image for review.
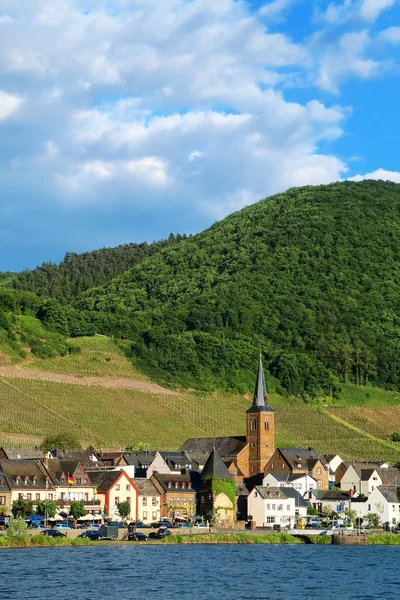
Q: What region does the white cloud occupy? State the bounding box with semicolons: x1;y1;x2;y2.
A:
0;90;23;121
188;151;203;162
379;26;400;44
349;169;400;183
319;0;396;23
259;0;296;19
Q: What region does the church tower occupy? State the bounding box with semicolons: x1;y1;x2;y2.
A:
246;355;275;476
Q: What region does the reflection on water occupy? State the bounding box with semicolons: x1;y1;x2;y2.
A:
1;544;399;600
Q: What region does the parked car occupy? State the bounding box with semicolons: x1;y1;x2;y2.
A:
194;524;207;528
54;522;74;530
78;530;101;540
130;521;146;529
107;521;126;529
128;532;148;542
42;529;66;537
359;526;372;534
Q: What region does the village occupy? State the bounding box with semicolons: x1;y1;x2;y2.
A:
0;358;399;540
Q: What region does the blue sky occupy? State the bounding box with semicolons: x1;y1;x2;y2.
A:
1;0;400;271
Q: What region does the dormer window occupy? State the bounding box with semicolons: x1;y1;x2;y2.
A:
60;478;64;484
33;477;37;486
24;477;29;486
175;482;179;489
168;482;172;489
188;482;192;489
16;476;21;485
182;482;186;489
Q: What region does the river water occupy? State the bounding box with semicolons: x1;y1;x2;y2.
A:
1;544;399;599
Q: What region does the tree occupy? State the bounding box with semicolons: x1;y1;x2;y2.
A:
365;513;380;528
36;500;57;519
12;499;34;519
69;501;86;520
344;507;357;523
117;501;131;521
40;432;82;452
391;432;400;442
125;442;150;452
5;516;29;543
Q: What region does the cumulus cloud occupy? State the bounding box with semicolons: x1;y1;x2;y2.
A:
379;26;400;44
349;169;400;183
0;0;398;268
319;0;396;23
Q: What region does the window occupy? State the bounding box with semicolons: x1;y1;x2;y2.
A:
200;495;204;504
24;478;29;486
85;493;89;501
317;467;321;475
287;504;290;511
152;511;157;520
61;492;66;500
76;478;81;485
169;498;174;505
271;463;275;470
0;496;6;505
251;443;256;449
48;493;53;500
277;504;283;511
182;482;186;489
176;498;180;506
183;498;187;505
251;465;255;473
168;482;172;489
251;420;257;431
115;497;119;505
127;497;131;504
126;485;131;491
143;511;147;520
33;477;37;486
60;478;64;485
115;484;120;491
317;480;322;487
36;494;40;501
18;493;24;500
254;492;258;498
266;516;275;523
272;504;276;510
188;482;192;489
282;463;286;470
175;482;179;489
142;497;147;506
265;421;269;431
152;497;157;506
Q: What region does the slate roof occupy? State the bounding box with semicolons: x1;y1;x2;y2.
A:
50;450;94;464
279;487;309;508
200;449;233;482
0;470;11;493
278;448;328;471
88;470;123;492
224;460;244;477
377;468;400;486
266;472;316;483
180;436;247;457
133;478;160;497
0;447;44;460
378;486;400;503
254;486;289;500
160;451;194;471
310;489;352;501
123;452;158;467
0;460;49;489
151;473;197;492
247;356;273;413
236;483;249;496
44;460;90;485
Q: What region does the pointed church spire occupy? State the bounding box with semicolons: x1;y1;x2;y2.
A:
253;353;267;408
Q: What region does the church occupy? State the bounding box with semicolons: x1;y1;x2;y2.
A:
180;356;275;479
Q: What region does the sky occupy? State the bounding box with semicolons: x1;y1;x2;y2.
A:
1;0;400;271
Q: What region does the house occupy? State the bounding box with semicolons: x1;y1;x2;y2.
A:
341;465;400;496
308;489;354;514
133;478;162;524
360;486;400;528
123;452;167;478
0;470;11;514
335;461;390;486
89;470;139;521
49;449;98;465
151;472;197;520
198;449;235;528
0;460;52;509
179;357;275;478
324;455;344;475
263;472;317;495
264;447;329;489
44;459;98;514
248;486;307;528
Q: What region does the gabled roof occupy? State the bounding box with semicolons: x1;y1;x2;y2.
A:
236;483;249;496
50;450;95;464
224;460;244;477
201;449;233;482
279;487;309;508
265;472;316;483
253;486;289;500
377;486;400;503
0;459;49;490
123;452;159;467
151;472;197;492
310;489;351;501
89;470;125;492
0;447;44;460
133;478;160;497
277;448;328;471
180;436;247;457
44;459;89;485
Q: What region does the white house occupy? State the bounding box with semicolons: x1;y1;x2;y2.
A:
263;472;317;495
324;455;344;475
361;486;400;528
341;465;400;497
248;486;308;528
308;489;354;515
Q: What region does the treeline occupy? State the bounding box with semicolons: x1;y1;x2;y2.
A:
9;234;186;303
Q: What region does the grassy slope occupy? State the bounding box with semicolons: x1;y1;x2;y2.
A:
1;335;399;460
22;335;149;381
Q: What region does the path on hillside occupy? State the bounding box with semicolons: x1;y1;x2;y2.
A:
0;366;177;395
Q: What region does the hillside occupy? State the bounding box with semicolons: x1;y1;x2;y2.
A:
9;235;185;303
77;180;400;397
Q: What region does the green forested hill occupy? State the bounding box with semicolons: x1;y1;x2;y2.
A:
76;180;400;396
9;235;185;303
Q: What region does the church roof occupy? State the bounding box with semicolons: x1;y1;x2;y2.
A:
200;449;233;481
180;436;247;457
247;355;273;413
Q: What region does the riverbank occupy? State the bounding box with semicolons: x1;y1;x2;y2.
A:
2;532;400;548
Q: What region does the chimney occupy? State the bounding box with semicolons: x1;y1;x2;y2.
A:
349;488;354;498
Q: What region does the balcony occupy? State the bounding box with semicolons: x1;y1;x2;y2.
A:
56;499;101;508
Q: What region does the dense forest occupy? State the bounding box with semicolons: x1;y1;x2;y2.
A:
9;235;185;303
3;180;400;398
